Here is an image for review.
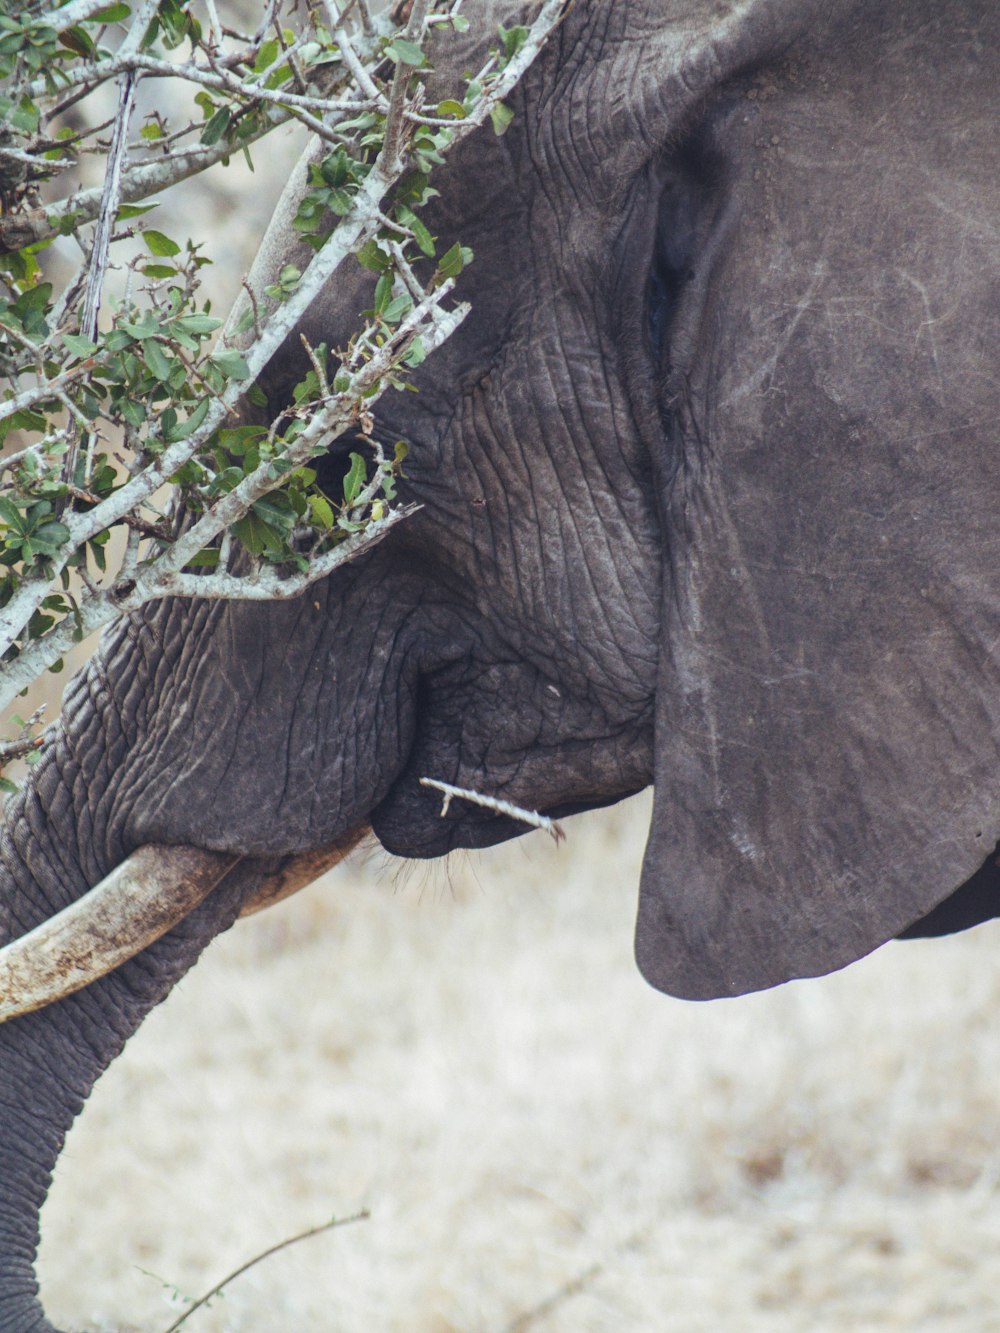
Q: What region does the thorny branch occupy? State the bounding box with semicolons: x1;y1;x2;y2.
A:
161;1210;370;1333
420;778;567;843
0;0;565;730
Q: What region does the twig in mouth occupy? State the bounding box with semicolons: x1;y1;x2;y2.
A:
420;778;566;843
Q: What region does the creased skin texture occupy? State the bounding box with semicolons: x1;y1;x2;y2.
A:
0;752;273;1331
4;0;1000;1323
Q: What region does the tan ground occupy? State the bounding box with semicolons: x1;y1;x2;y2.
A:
36;794;1000;1333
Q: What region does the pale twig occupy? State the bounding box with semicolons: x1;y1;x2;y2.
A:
22;49;368;115
0;0;566;704
382;0;430;170
202;0;223;51
0;705;47;766
129;506;419;602
64;0;156;489
0;290;466;713
325;2;388;106
387;241;426;301
419;778;567;843
160;1211;370;1333
35;0;127;27
0;363;94;426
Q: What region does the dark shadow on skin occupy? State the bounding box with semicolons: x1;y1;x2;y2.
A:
897;842;1000;938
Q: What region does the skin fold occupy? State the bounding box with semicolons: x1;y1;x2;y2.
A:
2;1;1000;1325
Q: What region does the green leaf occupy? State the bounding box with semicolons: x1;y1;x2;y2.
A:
403;336;425;367
174;314;222;335
117;202;158;220
382;294;412;325
356;240;393;273
343;452;367;505
0;497;24;531
186;547;220;568
373;272;393;314
143;229;181;258
211;349;250;380
143;339;173;381
200;107;231;146
61;333;97;357
13;282;52;313
384;37;425;66
308;493;334;531
490;102;515;136
163;397;210;442
11;98;40;135
91;3;130;20
498;24;529;64
437;242;473;278
436;99;466;118
232;508;287;558
254;39;279;73
59;25;95;57
120;398;146;429
141;264;177;279
31;520;71;555
396;206;435;258
219;425;267;454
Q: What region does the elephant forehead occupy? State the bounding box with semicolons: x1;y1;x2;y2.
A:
529;0;832;198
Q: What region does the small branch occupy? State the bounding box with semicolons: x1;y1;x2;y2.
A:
419;778;566;843
325;5;388;106
131;505;418;601
0;706;47;766
382;0;430;170
64;0;157;488
0;0;567;709
35;0;127;27
0;362;94;425
160;1210;370;1333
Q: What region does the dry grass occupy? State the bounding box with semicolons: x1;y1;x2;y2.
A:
36;793;1000;1332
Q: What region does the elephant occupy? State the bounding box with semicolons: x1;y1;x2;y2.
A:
2;0;1000;1325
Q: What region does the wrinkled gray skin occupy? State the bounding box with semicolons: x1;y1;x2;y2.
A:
3;0;1000;1325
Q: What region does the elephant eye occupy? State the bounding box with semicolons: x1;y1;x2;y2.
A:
646;172;699;356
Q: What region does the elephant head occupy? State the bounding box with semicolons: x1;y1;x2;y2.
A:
3;0;1000;1325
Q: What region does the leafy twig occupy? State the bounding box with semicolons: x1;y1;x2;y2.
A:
160;1210;370;1332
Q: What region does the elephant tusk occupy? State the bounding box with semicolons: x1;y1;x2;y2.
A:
0;844;239;1023
237;826;369;917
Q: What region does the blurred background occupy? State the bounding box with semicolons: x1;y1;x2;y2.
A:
18;6;1000;1331
38;797;1000;1332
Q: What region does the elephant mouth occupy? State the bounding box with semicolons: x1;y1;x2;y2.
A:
369;655;655;858
375;777;645;858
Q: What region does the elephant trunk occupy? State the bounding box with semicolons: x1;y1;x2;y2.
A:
0;761;266;1331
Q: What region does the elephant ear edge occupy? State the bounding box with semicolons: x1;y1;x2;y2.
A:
630;2;1000;1001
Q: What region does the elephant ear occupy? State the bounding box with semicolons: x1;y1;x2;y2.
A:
634;17;1000;1000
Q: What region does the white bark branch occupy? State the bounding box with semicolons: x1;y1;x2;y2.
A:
35;0;126;28
419;778;567;843
0;0;567;708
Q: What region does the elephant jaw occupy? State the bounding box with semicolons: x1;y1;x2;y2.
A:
0;832;367;1023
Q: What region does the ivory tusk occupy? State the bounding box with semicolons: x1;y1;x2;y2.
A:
0;844;239;1023
237;825;369;917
